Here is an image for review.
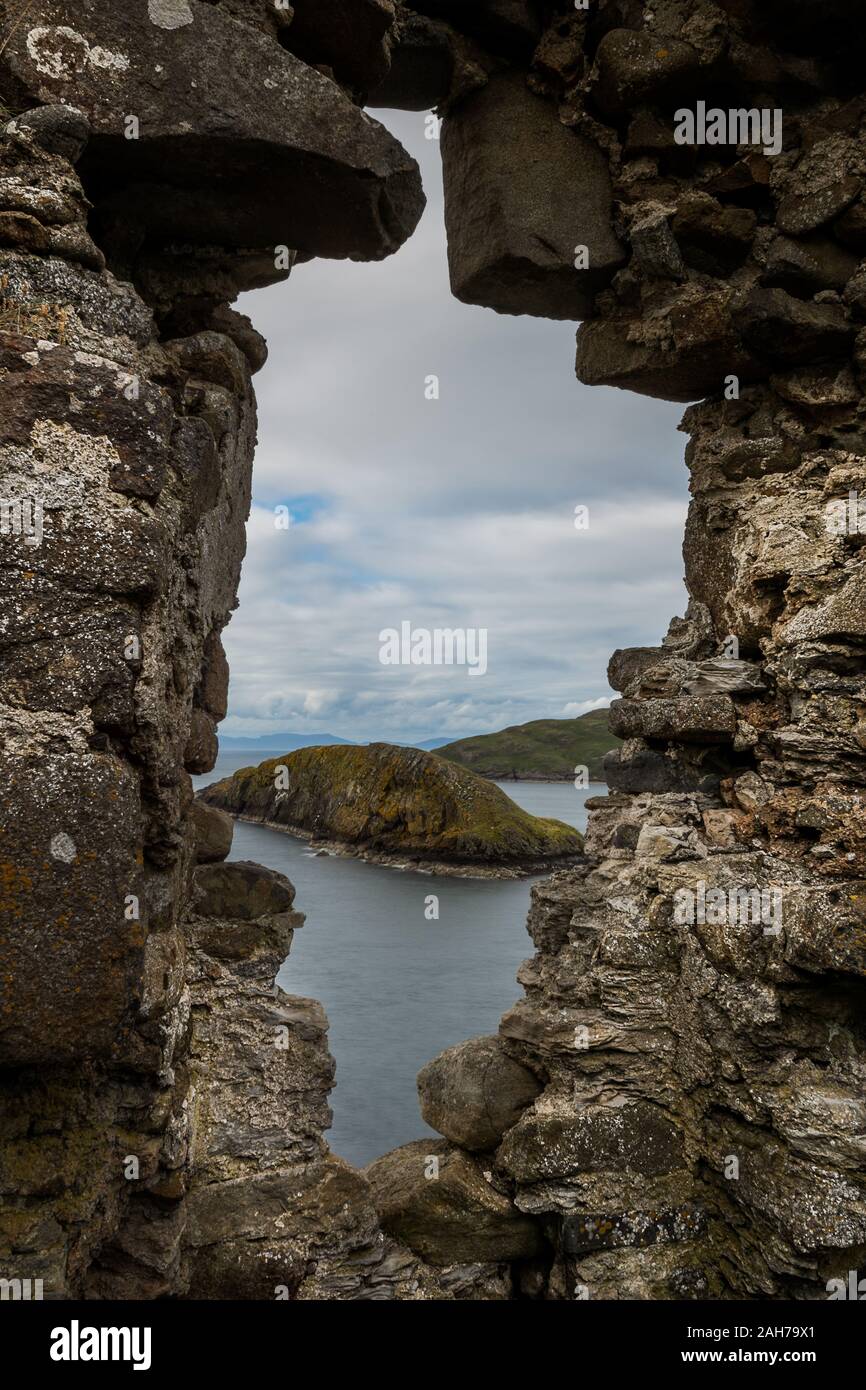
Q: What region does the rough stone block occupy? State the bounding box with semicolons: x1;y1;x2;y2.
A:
417;1035;541;1150
364;1138;544;1264
1;0;424;261
192;800;234;864
193;861;296;920
442;72;624;319
609;695;738;744
498;1100;685;1183
589;29;700;118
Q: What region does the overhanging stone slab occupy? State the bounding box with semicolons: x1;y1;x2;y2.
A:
0;0;424;261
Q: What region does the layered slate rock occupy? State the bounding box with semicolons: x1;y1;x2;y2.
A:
200;742;584;872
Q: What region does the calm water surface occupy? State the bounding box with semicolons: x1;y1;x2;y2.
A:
196;754;604;1167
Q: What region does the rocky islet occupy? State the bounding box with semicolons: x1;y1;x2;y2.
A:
199;742;585;875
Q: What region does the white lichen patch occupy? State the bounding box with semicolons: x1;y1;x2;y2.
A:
26;26;88;78
88;46;131;72
26;420;126;509
26;26;129;79
148;0;195;29
74;351;122;372
50;832;77;863
0;178;73;223
0;703;95;757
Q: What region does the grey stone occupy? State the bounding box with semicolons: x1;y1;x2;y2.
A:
737;288;855;365
576;293;760;402
442;72;625;319
590;29;700;117
417;1035;541;1150
629;207;686;280
8;104;90;162
497;1100;686;1183
1;0;424;261
364;1139;545;1264
608;645;664;694
192;800;234;864
608;695;738;743
367;8;457;110
777;176;861;236
193;861;296;920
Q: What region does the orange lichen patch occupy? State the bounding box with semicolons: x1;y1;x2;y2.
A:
0;858;33;910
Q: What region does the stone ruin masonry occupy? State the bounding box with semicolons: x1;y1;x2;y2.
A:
0;0;863;1300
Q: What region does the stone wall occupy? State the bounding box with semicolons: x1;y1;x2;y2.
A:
1;0;864;1301
379;0;866;1300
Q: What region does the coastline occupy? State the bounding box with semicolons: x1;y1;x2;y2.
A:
490;773;606;784
222;810;586;880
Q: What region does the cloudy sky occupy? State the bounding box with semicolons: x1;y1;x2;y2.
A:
226;109;687;744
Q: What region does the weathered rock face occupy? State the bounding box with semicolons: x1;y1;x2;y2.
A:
1;0;424;262
370;0;866;1301
2;0;865;1303
0;2;432;1301
0;126;256;1070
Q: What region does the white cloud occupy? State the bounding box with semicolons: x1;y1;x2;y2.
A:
563;698;612;716
224;111;688;742
303;689;336;716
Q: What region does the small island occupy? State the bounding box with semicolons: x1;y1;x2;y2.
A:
199;743;584;877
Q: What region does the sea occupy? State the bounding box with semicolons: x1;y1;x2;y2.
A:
194;752;603;1168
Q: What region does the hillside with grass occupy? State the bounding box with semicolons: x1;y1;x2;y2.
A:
435;710;619;782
